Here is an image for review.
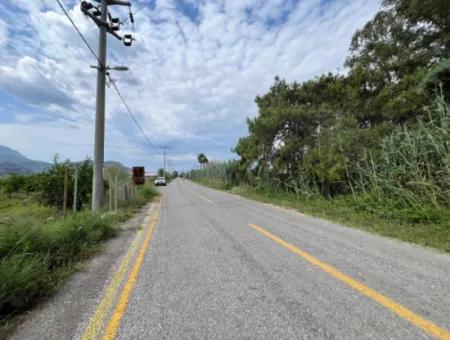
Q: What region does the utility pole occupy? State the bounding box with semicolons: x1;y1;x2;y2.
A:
162;146;167;179
81;0;135;211
91;0;108;211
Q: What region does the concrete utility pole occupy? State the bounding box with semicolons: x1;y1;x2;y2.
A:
81;0;134;211
162;146;167;179
91;0;108;211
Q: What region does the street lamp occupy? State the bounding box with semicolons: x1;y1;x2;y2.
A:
90;65;129;71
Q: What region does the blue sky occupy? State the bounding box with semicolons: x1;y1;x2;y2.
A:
0;0;381;172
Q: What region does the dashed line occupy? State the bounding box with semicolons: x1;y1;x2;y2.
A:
198;194;213;203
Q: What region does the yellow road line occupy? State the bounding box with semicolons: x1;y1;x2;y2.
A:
249;223;450;340
199;194;213;203
81;206;156;340
102;202;161;340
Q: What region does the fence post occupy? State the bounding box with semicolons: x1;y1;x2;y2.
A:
63;166;68;218
109;174;112;212
72;166;78;212
114;173;118;213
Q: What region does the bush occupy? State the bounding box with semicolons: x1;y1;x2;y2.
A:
38;158;93;210
137;185;159;200
1;175;27;195
0;255;54;315
0;212;117;316
0;158;93;211
422;59;450;102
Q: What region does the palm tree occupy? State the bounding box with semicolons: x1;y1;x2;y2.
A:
197;153;209;168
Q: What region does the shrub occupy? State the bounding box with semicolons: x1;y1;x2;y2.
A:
137;185;159;200
0;212;117;316
1;175;27;195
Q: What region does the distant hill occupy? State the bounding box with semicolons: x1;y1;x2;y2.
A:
0;145;131;176
0;146;51;175
104;161;131;174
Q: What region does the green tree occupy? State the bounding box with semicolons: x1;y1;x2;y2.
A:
38;157;93;210
197;153;209;168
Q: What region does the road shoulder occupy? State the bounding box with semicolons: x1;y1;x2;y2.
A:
8;203;154;340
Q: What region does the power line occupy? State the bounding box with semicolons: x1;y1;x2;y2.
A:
122;2;147;24
108;76;162;152
54;0;103;66
54;0;161;152
55;0;167;169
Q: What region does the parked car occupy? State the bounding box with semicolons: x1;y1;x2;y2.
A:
154;177;167;186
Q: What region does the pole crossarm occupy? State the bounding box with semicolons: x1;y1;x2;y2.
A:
93;0;131;5
107;0;131;6
81;1;135;44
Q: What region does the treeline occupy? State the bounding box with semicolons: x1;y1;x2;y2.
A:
191;0;450;215
0;158;147;212
0;158;93;210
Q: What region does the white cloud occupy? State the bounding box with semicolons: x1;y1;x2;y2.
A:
0;0;382;170
0;19;7;47
0;56;75;108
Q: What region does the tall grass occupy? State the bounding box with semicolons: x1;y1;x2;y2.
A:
189;97;450;249
357;96;450;211
0;213;117;316
191;97;450;213
0;183;159;320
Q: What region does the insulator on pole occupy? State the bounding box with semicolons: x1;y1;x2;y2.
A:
111;17;120;31
123;34;133;46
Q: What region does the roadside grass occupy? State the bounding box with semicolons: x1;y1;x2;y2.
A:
0;193;55;224
194;179;450;252
0;184;159;326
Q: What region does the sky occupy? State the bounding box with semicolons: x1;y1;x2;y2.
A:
0;0;381;172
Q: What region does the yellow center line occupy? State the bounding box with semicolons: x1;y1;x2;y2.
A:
102;202;161;340
199;194;213;203
81;206;156;340
249;223;450;340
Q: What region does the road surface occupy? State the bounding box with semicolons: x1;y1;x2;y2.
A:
11;178;450;339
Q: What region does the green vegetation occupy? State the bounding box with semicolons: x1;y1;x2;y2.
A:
0;159;159;323
197;153;209;168
190;0;450;252
200;181;449;252
0;212;117;316
0;157;93;210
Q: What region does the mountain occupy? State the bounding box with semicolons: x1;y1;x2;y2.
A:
0;145;51;175
104;161;131;174
0;145;131;176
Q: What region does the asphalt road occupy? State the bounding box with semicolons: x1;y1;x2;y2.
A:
11;178;450;339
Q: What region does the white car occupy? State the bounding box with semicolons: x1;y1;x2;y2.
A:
154;177;167;186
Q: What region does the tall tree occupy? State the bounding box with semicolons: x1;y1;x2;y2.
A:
197;153;209;168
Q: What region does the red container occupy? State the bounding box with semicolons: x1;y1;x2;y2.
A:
132;166;145;185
